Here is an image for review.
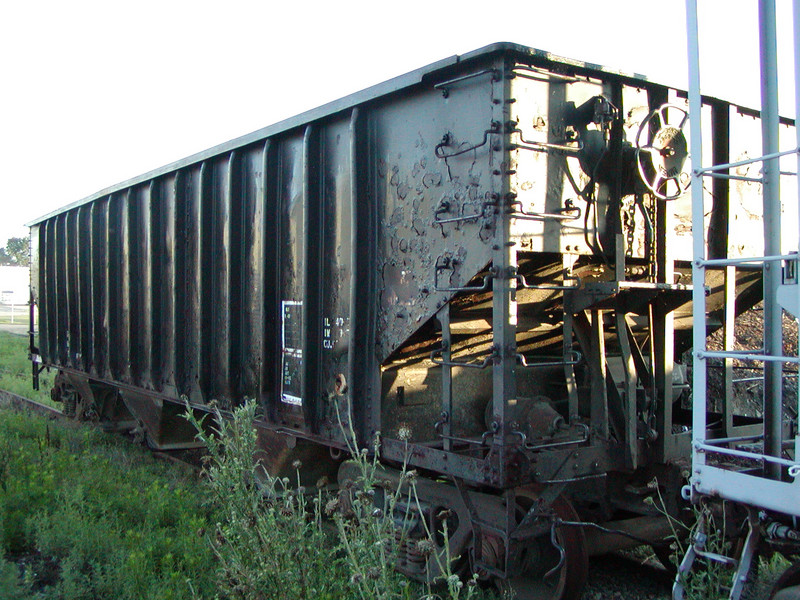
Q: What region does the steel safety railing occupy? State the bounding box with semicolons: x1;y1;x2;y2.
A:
685;0;800;517
675;1;800;599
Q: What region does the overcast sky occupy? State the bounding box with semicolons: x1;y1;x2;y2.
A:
1;0;796;246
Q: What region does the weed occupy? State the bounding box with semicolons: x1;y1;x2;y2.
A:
187;398;489;600
185;399;348;599
677;506;733;600
330;397;479;600
649;484;761;600
761;551;792;580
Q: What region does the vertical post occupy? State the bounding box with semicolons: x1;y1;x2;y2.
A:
91;201;109;380
302;125;322;431
614;232;637;466
686;0;708;478
491;58;517;455
347;110;360;436
119;194;132;383
708;103;730;261
759;0;783;479
616;310;638;469
30;292;38;390
647;80;675;461
437;305;453;452
260;141;279;415
590;310;609;439
347;107;380;442
723;266;736;437
793;0;800;460
491;200;518;443
563;311;579;424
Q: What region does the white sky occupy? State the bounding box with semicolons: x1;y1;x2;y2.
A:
0;0;796;246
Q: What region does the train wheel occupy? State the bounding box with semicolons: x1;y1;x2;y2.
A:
480;487;588;600
51;372;79;419
651;543;678;575
770;560;800;600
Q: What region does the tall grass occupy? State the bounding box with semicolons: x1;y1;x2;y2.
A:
0;408;217;599
0;330;53;404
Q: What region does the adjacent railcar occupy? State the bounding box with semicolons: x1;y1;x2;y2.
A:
29;43;788;599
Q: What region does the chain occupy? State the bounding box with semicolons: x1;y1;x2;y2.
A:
624;198;637;257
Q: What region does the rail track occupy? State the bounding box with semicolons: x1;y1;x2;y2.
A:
0;388;63;418
0;388;202;471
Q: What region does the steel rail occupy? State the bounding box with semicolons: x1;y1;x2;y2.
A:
0;388;201;472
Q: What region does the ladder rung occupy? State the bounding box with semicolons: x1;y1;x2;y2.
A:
697;253;798;268
697;350;800;364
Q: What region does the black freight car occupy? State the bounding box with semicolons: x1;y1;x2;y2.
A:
28;43;780;599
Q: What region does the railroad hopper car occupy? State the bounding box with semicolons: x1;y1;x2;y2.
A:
28;43;792;599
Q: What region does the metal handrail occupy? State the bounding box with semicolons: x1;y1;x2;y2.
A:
696;350;800;364
694;441;800;472
695;253;798;268
693;147;799;175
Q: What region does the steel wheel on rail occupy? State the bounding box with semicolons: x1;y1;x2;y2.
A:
770;560;800;600
478;486;588;600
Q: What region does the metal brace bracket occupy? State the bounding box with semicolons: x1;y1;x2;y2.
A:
507;198;582;222
433;68;501;97
516;349;582;369
434;257;497;292
435;122;502;159
430;343;499;369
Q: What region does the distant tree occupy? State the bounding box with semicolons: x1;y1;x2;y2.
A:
0;248;10;266
5;237;29;267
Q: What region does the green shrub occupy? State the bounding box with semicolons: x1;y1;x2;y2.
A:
0;557;29;600
187;399;486;600
186;400;349;599
329;398;478;600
